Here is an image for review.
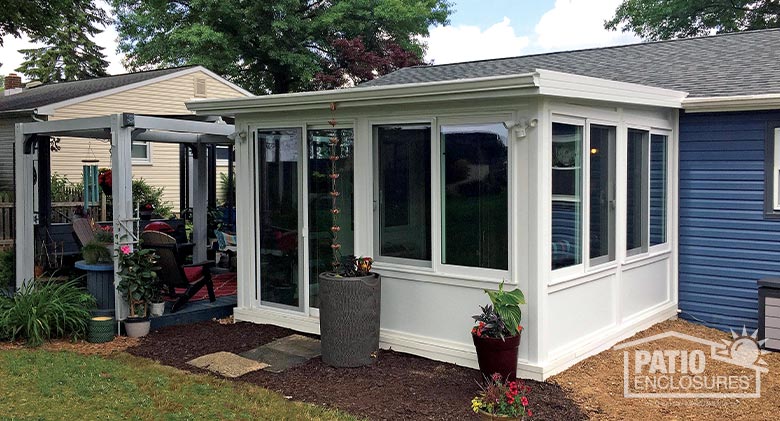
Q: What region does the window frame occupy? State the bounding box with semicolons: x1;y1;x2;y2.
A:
372;122;434;268
588;123;618;267
625;127;650;257
131;140;152;164
764;122;780;217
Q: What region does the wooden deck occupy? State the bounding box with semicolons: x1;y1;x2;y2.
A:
150;295;237;330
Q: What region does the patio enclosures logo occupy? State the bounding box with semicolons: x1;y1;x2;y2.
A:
614;328;769;398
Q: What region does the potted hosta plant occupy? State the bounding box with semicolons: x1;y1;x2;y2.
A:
471;373;533;420
318;111;381;367
472;281;525;380
116;245;160;337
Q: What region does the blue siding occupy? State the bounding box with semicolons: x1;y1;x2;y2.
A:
679;110;780;332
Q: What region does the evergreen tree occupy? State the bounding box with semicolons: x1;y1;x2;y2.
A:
16;4;110;83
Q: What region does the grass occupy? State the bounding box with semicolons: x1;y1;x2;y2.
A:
0;349;356;420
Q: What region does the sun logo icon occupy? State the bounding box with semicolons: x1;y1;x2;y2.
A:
714;326;770;368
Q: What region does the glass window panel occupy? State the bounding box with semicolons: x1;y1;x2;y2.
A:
441;123;508;270
307;129;354;309
650;134;667;246
258;129;301;309
215;145;231;161
552;123;583;270
131;141;148;160
627;129;649;254
376;125;431;262
589;125;616;263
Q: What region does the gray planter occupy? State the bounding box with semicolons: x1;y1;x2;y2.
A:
318;272;381;367
124;318;151;338
75;260;115;318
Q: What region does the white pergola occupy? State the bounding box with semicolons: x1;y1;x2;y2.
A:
14;113;235;320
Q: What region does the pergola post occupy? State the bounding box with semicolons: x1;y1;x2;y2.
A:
192;143;208;262
14;125;34;288
111;114;134;321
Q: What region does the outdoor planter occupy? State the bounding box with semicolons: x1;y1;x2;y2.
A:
476;410;522;421
124;317;151;338
319;272;381;367
75;260;115;317
472;333;521;381
87;316;115;343
149;301;165;317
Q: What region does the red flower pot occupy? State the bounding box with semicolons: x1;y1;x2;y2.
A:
472;332;521;380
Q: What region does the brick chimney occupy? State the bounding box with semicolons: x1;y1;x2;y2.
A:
4;73;22;90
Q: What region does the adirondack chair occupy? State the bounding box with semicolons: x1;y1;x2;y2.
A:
72;217;97;248
140;230;216;313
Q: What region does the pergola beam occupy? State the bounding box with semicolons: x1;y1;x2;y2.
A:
133;115;234;136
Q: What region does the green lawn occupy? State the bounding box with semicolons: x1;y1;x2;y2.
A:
0;349;356;420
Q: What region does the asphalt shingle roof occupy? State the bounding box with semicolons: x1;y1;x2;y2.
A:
0;66;195;112
363;29;780;98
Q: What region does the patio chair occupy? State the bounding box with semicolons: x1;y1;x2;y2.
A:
72;217;97;248
140;230;216;313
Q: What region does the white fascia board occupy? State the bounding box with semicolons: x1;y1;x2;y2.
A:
187;73;541;115
535;69;688;109
34;66;249;115
21;115;113;135
683;93;780;112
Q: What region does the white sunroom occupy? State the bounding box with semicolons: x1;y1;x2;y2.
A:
187;69;687;380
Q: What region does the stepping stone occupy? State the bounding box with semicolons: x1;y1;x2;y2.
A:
240;346;309;373
265;334;321;359
187;351;268;378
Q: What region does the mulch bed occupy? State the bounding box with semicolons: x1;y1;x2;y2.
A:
127;320;587;421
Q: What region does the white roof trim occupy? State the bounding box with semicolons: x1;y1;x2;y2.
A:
34;66;251;115
683;93;780;112
188;69;688;115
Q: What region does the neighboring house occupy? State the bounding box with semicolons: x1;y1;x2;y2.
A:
0;66;251;206
187;28;780;380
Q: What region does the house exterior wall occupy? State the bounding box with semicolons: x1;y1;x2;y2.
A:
678;110;780;331
224;94;678;380
49;70;247;208
0;114;34;192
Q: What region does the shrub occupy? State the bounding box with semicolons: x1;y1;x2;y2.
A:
132;179;173;218
0;248;14;289
81;241;112;264
0;279;96;346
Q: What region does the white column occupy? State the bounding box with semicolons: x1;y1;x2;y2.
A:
192;142;208;262
111;114;134;321
14;124;34;287
234;128;254;309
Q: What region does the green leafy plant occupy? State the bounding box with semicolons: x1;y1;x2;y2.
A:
81;241;112;265
132;179;173;219
116;245;160;318
471;373;532;418
0;279;96;346
219;171;235;205
475;281;526;338
0;247;14;289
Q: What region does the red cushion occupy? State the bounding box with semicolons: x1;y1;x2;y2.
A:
183;266;203;283
144;222;175;234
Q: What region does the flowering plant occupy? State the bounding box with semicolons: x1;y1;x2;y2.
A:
94;225;113;243
471;373;532;419
472;281;525;340
98;168;112;195
116;245;160;318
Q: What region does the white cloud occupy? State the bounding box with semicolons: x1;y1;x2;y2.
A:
424;17;530;65
533;0;640;51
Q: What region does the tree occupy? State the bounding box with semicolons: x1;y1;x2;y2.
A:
0;0;109;46
112;0;452;94
606;0;780;40
15;5;110;83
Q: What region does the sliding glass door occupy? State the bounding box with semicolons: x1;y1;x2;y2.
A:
257;129;302;310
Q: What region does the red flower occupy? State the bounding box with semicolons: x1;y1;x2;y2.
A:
491;373;502;382
527;409;533;417
505;392;514;404
521;396;529;407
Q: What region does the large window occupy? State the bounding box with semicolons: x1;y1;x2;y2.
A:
765;126;780;215
590;125;616;264
626;129;649;255
375;125;431;263
650;134;668;246
552;122;583;270
441;123;508;270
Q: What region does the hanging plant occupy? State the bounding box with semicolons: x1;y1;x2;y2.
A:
97;168;112;196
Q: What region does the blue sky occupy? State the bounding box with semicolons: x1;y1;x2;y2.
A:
0;0;640;77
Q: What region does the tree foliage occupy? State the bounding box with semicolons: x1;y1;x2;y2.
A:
606;0;780;40
15;4;110;83
0;0;107;46
112;0;451;94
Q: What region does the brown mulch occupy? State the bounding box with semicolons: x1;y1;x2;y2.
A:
551;319;780;420
0;335;139;356
126;320;587;421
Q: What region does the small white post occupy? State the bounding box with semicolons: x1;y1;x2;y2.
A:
14;124;34;288
192;142;208;262
111;114;134;322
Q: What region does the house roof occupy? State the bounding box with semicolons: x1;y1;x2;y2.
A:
362;28;780;98
0;66;200;113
